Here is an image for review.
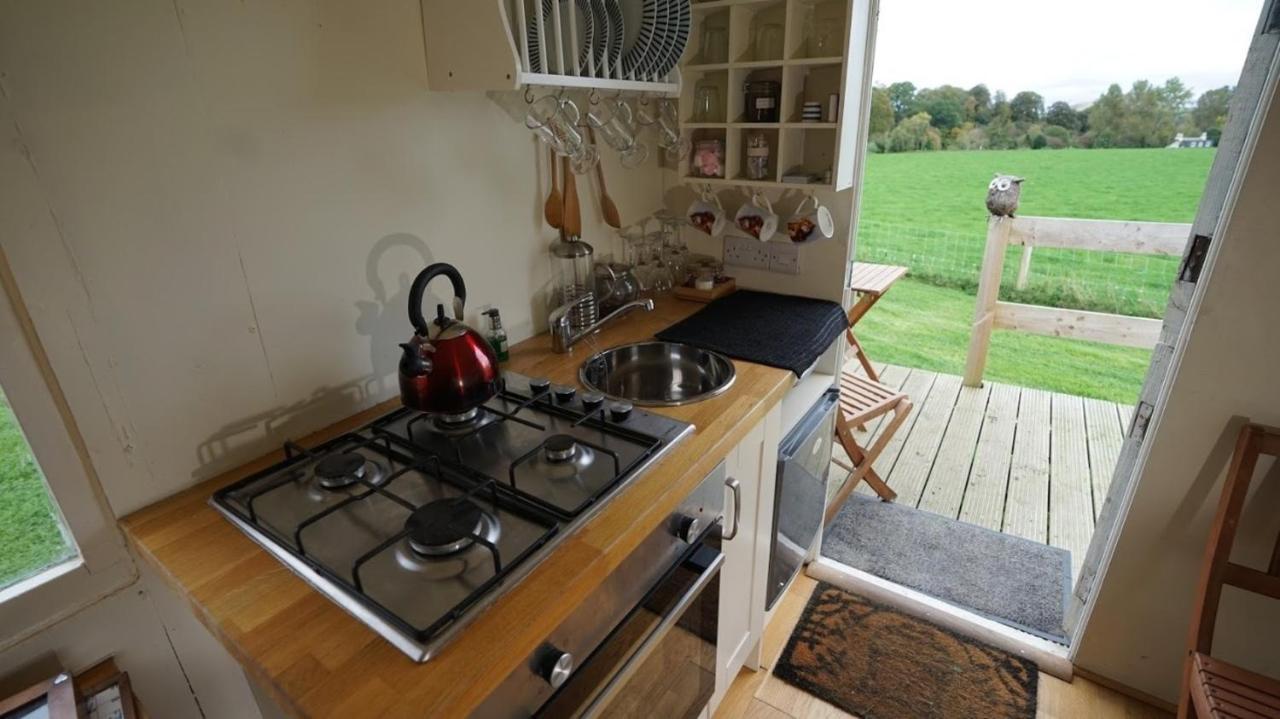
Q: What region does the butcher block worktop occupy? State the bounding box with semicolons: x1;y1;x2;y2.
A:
119;296;793;718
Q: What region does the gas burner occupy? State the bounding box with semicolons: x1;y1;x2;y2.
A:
431;407;486;435
313;452;372;490
405;497;497;557
544;434;579;463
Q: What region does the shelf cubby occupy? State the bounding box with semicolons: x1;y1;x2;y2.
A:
782;62;843;123
785;0;848;60
687;127;731;181
731;126;781;183
778;127;836;185
730;0;788;63
682;69;731;125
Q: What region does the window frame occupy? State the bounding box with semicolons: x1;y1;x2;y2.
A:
0;260;135;650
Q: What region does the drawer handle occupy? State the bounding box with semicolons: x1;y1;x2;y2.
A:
723;477;742;540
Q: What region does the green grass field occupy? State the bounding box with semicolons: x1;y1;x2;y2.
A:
855;148;1214;403
0;388;74;588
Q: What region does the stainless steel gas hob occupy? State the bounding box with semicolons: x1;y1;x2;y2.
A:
210;371;692;662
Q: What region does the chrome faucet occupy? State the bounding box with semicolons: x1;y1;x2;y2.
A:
549;296;654;353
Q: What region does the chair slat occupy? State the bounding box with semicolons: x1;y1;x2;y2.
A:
1223;562;1280;600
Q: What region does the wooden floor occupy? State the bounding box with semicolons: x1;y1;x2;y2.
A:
715;573;1170;719
831;363;1135;579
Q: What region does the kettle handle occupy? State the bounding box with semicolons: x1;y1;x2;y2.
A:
409;263;466;335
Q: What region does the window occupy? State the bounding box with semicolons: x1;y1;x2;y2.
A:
0;384;77;589
0;260;133;648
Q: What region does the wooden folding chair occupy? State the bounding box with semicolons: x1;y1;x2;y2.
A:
826;372;912;521
1177;423;1280;719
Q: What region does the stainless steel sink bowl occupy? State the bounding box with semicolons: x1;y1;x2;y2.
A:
579;342;736;407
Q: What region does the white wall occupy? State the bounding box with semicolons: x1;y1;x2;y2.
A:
0;0;662;714
1075;75;1280;702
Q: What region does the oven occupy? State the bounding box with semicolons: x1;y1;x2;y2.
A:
479;462;729;718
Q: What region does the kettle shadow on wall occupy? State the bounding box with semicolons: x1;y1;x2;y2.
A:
357;232;436;392
192;234;435;479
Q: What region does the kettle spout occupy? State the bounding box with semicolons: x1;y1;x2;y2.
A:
398;342;433;376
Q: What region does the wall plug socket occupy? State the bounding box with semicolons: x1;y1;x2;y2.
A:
767;241;801;274
723;234;770;269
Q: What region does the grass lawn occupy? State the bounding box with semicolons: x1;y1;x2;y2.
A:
857;278;1152;403
0;388;75;588
858;148;1214;318
854;147;1214;402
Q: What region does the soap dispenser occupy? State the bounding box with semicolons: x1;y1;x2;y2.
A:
483;308;509;362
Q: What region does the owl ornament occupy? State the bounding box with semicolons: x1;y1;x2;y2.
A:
986;174;1024;217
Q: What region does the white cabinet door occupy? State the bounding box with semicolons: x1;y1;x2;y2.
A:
711;405;782;708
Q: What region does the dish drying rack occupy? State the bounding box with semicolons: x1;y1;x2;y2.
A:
422;0;682;95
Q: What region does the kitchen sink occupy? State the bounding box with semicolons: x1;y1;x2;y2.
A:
579;341;736;407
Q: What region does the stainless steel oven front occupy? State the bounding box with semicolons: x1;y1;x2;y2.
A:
478;462;730;718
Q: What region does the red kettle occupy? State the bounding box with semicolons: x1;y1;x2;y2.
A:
398;263;502;416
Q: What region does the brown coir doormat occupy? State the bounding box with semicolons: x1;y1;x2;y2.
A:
774;583;1038;719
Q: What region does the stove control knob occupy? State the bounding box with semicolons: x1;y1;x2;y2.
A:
581;392;605;413
554;386;577;403
608;401;634;423
536;645;574;688
677;515;702;543
528;378;552;395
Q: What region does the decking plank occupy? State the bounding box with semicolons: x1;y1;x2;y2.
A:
957;382;1021;531
884;373;963;507
1003;387;1051;543
1050;393;1094;579
918;382;992;518
1083;398;1124;520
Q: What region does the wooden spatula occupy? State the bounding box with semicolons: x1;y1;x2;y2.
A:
562;156;582;238
587;127;622;229
544;147;562;230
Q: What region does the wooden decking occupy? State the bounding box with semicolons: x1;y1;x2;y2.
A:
830;363;1134;579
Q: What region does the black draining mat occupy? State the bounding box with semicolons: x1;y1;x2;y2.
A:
656;290;848;376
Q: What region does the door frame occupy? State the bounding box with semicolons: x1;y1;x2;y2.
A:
1065;6;1280;653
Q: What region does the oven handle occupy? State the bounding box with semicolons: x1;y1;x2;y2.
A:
580;551;726;718
722;477;742;540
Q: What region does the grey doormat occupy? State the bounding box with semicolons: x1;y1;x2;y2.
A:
822;494;1071;642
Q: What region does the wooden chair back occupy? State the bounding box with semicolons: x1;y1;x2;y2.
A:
1178;423;1280;717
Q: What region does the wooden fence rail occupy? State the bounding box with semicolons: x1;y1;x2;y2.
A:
962;214;1191;387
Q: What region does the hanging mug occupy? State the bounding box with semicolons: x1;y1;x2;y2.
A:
735;192;778;241
786;194;835;243
688;187;728;236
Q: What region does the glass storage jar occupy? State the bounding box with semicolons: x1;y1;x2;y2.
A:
744;81;780;123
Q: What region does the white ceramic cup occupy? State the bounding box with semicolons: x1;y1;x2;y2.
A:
786;194;835;243
688;189;728;236
735;192;778;241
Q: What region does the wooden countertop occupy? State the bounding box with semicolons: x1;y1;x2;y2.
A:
119;297;793;718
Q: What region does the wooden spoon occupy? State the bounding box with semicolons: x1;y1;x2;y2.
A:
544;147;562;230
587;127;622;229
562;156;582;238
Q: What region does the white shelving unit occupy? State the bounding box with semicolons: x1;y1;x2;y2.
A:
421;0;681;95
677;0;876;190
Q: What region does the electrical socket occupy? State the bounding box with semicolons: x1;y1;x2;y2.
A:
723;234;770;269
767;241;801;274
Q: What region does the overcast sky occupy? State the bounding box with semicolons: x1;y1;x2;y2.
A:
873;0;1263;106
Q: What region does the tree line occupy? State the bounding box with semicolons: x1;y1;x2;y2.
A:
867;79;1233;153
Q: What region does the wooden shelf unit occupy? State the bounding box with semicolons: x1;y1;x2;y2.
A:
679;0;872;190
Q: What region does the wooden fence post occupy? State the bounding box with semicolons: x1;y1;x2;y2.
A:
963;216;1012;387
1015;246;1033;289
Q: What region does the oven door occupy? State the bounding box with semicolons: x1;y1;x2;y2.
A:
537;537;723;718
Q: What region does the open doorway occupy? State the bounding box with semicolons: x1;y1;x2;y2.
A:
816;0;1274;655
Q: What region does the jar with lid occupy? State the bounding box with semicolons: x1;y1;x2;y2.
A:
550;238;597;333
744;80;780;123
745;132;771;181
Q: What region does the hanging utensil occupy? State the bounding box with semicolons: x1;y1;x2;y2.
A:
544;146;562;230
587;126;622;229
563;155;583;238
